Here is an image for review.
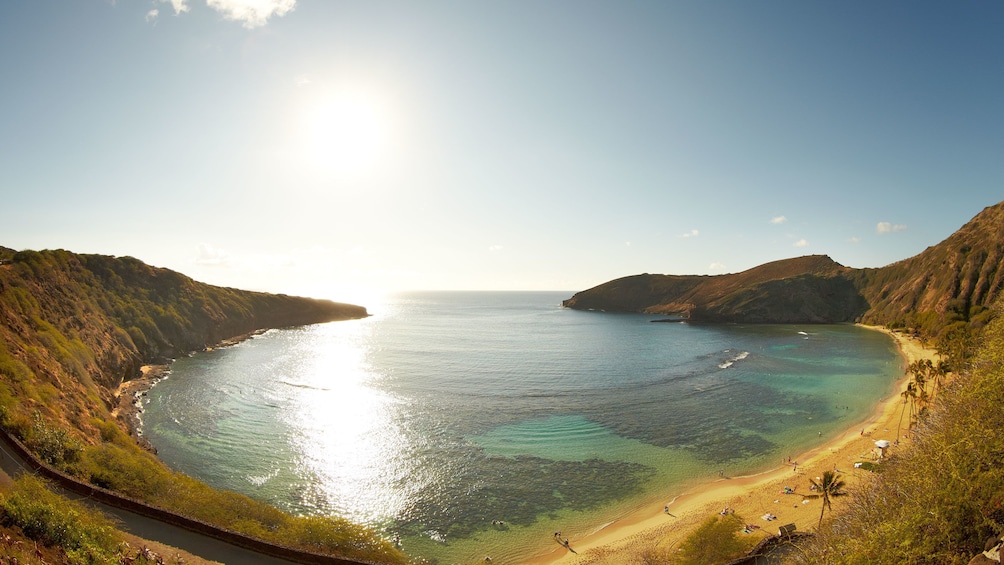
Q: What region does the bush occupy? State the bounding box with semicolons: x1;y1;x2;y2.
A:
0;475;122;564
674;514;755;565
27;412;83;468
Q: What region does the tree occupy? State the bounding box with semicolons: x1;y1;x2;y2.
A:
675;513;753;565
929;359;949;401
808;470;846;529
896;381;915;442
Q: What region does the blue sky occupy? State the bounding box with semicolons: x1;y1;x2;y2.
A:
1;1;1002;302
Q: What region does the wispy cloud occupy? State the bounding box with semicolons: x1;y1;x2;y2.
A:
154;0;295;28
848;236;861;243
145;9;160;22
770;215;787;225
876;222;907;234
207;0;297;28
709;262;726;271
194;243;232;267
793;239;808;247
680;229;699;238
162;0;190;15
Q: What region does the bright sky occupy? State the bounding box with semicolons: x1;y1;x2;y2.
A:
2;1;1002;302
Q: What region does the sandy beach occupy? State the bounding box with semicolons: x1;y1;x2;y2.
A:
524;325;937;565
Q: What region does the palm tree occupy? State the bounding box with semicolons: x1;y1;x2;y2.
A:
896;381;916;441
929;359;949;401
809;470;847;529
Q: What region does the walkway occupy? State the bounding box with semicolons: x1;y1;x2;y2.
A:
0;433;311;565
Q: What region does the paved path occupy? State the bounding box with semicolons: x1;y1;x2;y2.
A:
0;434;299;565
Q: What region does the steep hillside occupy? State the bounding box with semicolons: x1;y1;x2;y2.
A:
852;202;1004;333
563;255;868;323
564;200;1004;335
0;248;367;449
0;247;411;563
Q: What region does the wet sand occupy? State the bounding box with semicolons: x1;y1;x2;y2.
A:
524;325;936;564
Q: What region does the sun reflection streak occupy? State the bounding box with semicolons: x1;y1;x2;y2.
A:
283;320;412;526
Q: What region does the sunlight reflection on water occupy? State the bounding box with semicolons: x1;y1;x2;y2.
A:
143;292;903;564
283;319;413;525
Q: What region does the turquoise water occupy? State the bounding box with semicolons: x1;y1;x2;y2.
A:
140;291;902;564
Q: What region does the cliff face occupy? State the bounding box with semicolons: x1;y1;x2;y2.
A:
0;248;367;440
564;200;1004;332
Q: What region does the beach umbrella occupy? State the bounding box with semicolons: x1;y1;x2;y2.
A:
875;439;891;458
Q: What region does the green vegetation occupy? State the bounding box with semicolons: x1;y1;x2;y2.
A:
0;248;404;563
596;513;756;565
807;471;846;529
0;475;193;565
794;303;1004;564
674;514;756;565
0;475;122;564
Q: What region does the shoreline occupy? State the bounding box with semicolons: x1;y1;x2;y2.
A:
523;324;937;564
112;330;269;443
112;363;170;449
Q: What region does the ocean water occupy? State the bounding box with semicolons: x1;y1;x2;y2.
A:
140;291;902;564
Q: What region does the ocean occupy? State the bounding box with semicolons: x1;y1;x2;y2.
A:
139;291;902;564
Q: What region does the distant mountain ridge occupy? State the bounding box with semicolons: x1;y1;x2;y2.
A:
563;200;1004;334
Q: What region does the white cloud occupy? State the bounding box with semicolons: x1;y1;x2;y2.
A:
162;0;190;15
145;9;160;22
194;243;232;267
848;236;861;243
793;239;808;247
709;262;726;271
770;215;787;225
680;229;699;238
153;0;295;27
206;0;297;28
876;222;907;234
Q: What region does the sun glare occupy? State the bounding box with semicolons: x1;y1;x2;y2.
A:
299;89;391;177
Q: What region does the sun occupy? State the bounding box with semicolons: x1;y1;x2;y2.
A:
299;89;391;177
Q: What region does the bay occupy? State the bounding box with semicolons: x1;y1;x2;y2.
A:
140;291;902;563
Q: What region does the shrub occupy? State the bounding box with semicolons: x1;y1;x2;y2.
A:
674;514;755;565
27;412;83;468
0;475;122;564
